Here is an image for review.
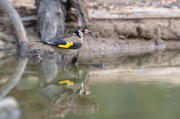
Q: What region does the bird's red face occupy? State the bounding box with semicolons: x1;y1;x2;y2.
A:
81;28;85;37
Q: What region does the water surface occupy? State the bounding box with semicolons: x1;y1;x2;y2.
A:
0;49;180;119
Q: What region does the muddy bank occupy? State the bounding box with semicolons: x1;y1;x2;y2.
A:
1;1;180;57
87;19;180;41
92;19;179;43
1;18;180;57
29;19;180;54
67;19;180;58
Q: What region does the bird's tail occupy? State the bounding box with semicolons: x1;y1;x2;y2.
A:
39;82;52;89
35;40;54;46
36;40;48;44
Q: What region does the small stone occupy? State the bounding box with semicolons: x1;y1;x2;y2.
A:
119;35;126;39
0;40;5;46
0;97;21;119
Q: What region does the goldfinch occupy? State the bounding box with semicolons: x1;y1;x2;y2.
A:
36;29;89;63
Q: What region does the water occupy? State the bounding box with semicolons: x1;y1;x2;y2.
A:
0;49;180;119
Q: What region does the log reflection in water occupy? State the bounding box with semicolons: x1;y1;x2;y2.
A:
0;58;28;100
39;59;99;118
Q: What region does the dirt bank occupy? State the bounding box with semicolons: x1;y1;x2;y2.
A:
1;0;180;57
64;19;180;58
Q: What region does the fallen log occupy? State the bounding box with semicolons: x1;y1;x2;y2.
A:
0;0;30;54
89;7;180;20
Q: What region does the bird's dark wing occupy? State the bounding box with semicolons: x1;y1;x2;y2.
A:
36;40;82;49
36;40;66;46
68;43;82;49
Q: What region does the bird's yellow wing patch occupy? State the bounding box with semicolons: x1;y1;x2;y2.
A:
58;42;73;48
59;80;74;85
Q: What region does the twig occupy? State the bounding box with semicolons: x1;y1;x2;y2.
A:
90;30;97;40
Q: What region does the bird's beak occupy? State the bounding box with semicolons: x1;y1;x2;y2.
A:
85;29;90;33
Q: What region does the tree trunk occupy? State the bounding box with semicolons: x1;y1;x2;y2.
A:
36;0;67;42
36;0;88;42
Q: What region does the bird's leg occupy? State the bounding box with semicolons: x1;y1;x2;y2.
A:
62;55;67;64
76;50;80;57
70;50;79;64
66;66;72;72
65;56;71;60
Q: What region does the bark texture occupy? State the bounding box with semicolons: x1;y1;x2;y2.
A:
36;0;67;42
68;0;88;27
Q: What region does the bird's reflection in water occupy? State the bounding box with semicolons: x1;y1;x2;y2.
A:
38;59;99;118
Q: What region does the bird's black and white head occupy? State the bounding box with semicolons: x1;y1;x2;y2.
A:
73;29;89;42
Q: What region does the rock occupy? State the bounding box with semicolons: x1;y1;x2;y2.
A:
0;97;21;119
0;40;5;46
119;35;126;39
0;40;5;50
0;52;5;59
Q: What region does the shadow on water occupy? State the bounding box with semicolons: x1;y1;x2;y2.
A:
0;49;180;119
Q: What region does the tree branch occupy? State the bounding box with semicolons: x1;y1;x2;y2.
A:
0;0;30;54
